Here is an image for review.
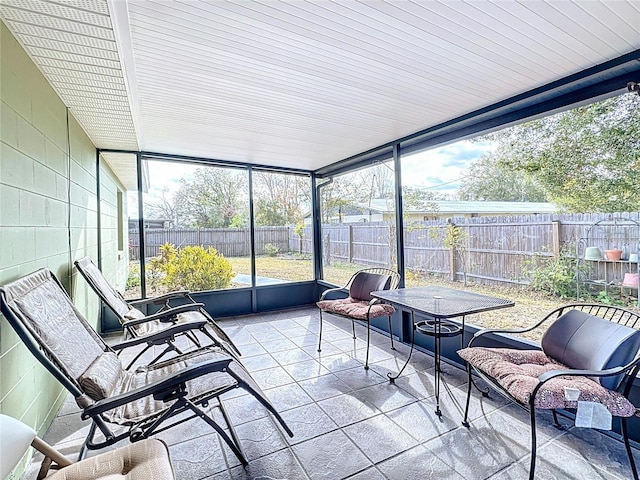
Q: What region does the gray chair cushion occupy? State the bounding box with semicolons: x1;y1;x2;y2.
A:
349;273;391;301
541;310;640;390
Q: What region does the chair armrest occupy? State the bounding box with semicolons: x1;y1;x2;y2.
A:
128;291;192;307
319;287;349;302
538;365;632;384
111;321;208;351
121;303;206;327
468;326;541;347
81;355;234;418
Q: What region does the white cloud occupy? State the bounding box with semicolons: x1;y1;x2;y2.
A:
401;140;495;193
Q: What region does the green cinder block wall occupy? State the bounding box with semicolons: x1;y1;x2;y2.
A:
1;20;101;479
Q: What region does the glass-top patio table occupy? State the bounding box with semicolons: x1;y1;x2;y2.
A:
372;286;514;416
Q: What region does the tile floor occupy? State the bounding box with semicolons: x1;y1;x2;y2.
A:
26;307;635;479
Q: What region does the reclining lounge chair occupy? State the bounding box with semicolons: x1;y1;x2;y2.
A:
75;256;240;368
0;268;293;466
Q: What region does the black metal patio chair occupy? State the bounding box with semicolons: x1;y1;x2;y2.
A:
0;268;293;466
317;267;400;369
75;256;240;368
458;303;640;480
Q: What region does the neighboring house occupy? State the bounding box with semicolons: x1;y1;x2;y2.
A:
312;200;558;224
128;218;175;229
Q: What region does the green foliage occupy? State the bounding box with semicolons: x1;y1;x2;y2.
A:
428;222;470;284
458;153;548;202
592;290;624;306
173;167;247;228
480;94;640;212
294;222;305;238
151;244;233;291
126;264;140;289
428;223;469;253
526;246;582;298
253;172;309;226
264;243;280;257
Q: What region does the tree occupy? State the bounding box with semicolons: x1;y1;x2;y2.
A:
174;168;247;228
458;154;548;202
481;94;640;212
402;185;446;210
253;172;309;226
144;187;178;222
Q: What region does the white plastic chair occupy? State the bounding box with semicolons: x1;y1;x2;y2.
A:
0;414;175;480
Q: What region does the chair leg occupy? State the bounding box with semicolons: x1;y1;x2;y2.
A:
184;398;248;466
364;321;371;370
551;409;563;429
622;417;639;480
78;421;98;461
529;407;537;480
388;315;395;350
351;319;356;339
462;364;473;428
317;310;323;352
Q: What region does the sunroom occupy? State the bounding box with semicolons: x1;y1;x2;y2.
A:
1;1;640;479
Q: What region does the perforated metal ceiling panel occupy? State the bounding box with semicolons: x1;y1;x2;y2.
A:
2;1;639;172
1;0;138;150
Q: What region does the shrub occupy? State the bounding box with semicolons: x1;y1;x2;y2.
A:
153;244;233;291
526;244;584;298
126;263;140;289
264;243;280;257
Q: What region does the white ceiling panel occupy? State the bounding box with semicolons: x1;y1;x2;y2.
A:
2;0;639;173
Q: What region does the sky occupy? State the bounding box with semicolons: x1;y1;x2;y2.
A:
130;138;495;215
400;139;496;196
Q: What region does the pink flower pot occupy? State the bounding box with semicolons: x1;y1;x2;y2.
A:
604;249;623;261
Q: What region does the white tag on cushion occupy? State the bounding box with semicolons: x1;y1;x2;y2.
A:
575;401;612;430
564;386;581;401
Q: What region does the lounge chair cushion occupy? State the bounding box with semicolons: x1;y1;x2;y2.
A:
78;352;123;400
458;347;637;417
46;438;175;480
104;349;240;425
124;308;209;337
541;310;640;390
124;307;160;336
317;297;395;320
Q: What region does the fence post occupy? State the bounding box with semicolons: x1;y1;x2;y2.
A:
348;225;354;263
552;220;561;257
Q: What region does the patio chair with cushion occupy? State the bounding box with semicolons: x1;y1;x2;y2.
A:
75;256;240;369
458;303;640;480
0;268;293;466
317;268;400;369
0;414;175;480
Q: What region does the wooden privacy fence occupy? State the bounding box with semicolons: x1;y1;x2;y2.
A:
130;212;639;287
130;226;290;260
319;212;640;286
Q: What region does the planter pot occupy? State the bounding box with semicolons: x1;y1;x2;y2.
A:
623;273;639;287
605;249;623;261
584;247;602;260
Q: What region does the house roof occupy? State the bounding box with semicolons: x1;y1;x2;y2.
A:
2;1;639;175
361;199;557;215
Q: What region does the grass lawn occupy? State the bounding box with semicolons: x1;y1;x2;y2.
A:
227;256;576;342
229;255;639;342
